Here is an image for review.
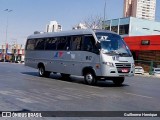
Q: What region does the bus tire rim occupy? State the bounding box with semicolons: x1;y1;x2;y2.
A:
86;73;93;83
39;67;44;76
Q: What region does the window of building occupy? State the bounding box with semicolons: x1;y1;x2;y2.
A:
46;25;49;32
58;25;61;29
111;26;118;33
103;20;111;30
52;25;54;32
119;24;129;35
105;25;110;30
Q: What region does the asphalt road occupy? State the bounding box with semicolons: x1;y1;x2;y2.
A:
0;63;160;120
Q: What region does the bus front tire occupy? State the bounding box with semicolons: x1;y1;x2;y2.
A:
84;72;97;85
38;66;50;78
112;77;124;86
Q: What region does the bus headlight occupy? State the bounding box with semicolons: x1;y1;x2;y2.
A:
103;62;114;67
132;63;135;68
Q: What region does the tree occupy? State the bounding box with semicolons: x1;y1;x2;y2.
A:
83;15;103;29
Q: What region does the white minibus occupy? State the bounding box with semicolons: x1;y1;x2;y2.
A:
25;29;134;85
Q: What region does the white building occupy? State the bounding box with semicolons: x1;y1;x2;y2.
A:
45;21;62;32
124;0;156;21
72;23;87;30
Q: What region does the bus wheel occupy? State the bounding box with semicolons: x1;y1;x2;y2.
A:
84;72;97;85
38;66;50;77
112;77;124;86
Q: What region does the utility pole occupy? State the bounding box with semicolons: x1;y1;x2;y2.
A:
4;9;13;62
103;1;107;29
104;1;106;22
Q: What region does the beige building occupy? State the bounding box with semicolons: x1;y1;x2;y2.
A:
45;21;62;32
123;0;132;18
123;0;156;20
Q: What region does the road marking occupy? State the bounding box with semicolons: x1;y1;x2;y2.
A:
87;85;104;90
124;92;153;99
55;95;71;101
50;88;91;99
16;98;38;103
11;89;58;103
0;91;11;95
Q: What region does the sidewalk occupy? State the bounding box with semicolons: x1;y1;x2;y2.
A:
135;73;160;78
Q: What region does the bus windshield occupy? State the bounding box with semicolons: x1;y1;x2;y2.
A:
96;32;132;56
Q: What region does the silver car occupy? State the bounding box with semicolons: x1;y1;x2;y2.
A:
153;68;160;77
135;66;144;75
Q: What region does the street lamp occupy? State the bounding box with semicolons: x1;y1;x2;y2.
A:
102;1;107;29
4;9;13;62
103;1;106;22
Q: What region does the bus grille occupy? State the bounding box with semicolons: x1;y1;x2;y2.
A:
115;63;131;73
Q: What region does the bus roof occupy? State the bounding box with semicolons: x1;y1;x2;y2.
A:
27;29;117;39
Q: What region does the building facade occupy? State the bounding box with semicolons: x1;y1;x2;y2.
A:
123;0;133;18
103;17;160;37
45;21;62;32
0;44;25;62
124;0;156;20
103;17;160;72
124;35;160;72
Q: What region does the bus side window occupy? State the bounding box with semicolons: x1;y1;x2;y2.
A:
65;36;71;50
57;37;69;50
83;36;95;52
45;38;57;50
26;39;35;50
71;36;82;51
35;39;45;50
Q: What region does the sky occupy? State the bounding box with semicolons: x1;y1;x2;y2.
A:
0;0;160;47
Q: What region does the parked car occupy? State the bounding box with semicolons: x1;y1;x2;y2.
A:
0;59;10;62
0;59;4;62
152;68;160;77
135;66;144;74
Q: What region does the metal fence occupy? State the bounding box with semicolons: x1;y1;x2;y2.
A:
135;60;160;74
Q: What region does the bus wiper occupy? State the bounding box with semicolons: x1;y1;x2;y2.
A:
108;50;121;55
108;50;130;56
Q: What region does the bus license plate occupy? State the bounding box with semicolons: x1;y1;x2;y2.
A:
121;69;128;73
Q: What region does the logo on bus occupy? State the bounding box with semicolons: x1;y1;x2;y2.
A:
54;51;64;58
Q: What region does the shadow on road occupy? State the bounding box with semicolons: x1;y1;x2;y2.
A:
22;72;39;77
21;72;129;88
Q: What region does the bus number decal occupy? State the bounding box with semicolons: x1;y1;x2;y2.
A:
86;56;92;61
